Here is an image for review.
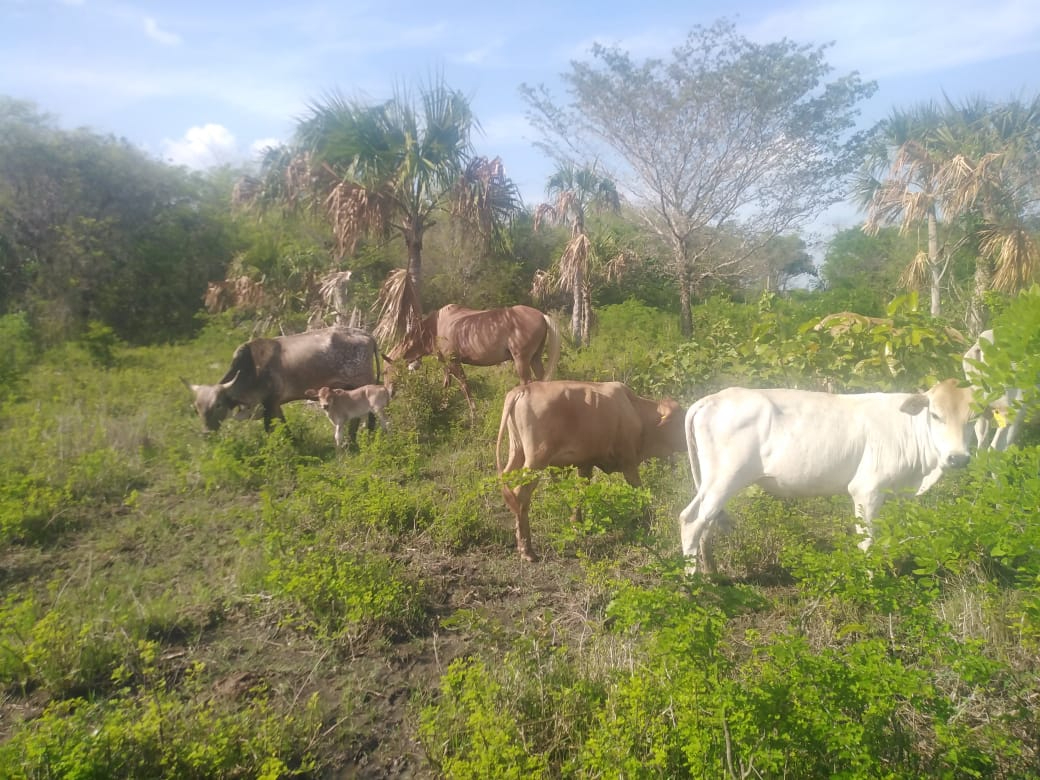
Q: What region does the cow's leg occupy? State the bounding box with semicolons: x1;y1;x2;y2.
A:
333;422;344;448
678;489;727;575
621;466;655;530
347;417;362;448
447;361;476;413
501;470;540;561
375;409;390;431
569;465;594;524
515;355;535;384
529;351;544;381
849;487;884;551
366;411;376;433
263;403;286;432
513;480;540;562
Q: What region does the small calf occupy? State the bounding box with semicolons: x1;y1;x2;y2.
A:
305;385;390;447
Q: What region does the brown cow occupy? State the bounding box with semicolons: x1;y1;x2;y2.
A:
389;304;560;410
496;380;686;561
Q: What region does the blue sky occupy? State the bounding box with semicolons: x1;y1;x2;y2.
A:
3;0;1040;240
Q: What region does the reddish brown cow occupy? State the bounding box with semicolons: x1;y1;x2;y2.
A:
496;380;686;561
389;304;560;410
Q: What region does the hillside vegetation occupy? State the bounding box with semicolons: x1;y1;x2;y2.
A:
1;296;1038;778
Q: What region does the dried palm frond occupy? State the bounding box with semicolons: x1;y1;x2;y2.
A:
325;181;393;259
374;268;423;353
533;203;558;232
605;249;635;283
557;234;591;292
204;281;232;313
452;156;522;236
318;270;353;309
898;250;930;291
979;224;1039;292
230;176;259;210
531;268;559;301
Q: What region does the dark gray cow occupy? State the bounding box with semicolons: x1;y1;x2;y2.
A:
184;326;380;434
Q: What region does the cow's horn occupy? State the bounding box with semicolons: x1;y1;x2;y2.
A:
220;370;241;390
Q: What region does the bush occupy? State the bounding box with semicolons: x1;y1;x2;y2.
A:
0;312;38;394
0;665;322;779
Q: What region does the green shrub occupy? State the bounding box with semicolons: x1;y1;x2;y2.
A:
265;546;426;647
0;665;322;779
0;311;38;393
0;594;156;699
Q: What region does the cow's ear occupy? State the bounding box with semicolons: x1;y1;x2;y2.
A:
332;388;349;396
656;400;680;427
900;394;929;416
304;388;318;398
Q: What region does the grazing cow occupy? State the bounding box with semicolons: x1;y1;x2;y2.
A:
183;326;380;434
678;379;975;573
963;329;1025;451
389;304;560;410
306;384;390;447
496;380;686;561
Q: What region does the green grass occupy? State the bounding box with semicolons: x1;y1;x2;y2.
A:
1;306;1038;777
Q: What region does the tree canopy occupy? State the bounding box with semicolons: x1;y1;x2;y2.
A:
522;19;876;334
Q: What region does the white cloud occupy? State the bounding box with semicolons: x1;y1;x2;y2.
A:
162;124;237;168
143;16;181;46
750;0;1040;79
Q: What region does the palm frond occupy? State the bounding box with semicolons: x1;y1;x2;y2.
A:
557;234;592;292
374;268;423;353
531;268;558;301
898;249;930;291
979;224;1040;292
325;181;392;258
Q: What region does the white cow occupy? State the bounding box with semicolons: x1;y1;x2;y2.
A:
305;384;390;447
678;379;975;573
962;330;1024;451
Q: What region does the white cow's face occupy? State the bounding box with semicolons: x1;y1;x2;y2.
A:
902;378;974;469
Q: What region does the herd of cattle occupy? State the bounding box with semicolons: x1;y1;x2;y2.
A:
183;310;1027;572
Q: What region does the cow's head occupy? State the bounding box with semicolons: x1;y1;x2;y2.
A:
900;378;974;469
305;386;336;412
643;398;687;460
182;372;239;431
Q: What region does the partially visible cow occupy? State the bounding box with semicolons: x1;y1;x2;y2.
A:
183;326;380;434
389;304;560;411
306;384;390;447
963;329;1024;451
496;380;686;562
678;379;975;573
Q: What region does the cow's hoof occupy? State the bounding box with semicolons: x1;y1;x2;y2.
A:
519;549;539;563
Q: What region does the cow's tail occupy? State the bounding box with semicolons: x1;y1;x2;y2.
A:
372;338;383;384
496;387;525;517
684;402;702;493
542;314;561;381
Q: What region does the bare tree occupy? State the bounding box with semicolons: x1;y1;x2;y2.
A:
522;20;875;335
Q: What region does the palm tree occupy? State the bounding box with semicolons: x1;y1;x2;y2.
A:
857;97;1040;327
856;103;948;316
241;78;520;315
934;96;1040;332
533;164;622;346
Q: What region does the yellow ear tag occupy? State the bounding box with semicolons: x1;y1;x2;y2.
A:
993;409;1008;429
